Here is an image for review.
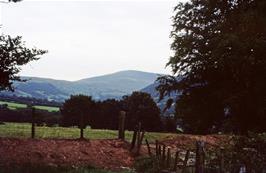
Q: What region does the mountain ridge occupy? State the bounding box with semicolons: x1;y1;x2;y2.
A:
0;70;162;102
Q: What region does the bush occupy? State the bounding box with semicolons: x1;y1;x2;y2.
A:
230;133;266;172
134;156;161;173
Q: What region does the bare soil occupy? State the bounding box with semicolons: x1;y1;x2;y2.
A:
0;135;231;170
0;138;134;171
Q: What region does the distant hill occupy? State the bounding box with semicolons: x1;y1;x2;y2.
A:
0;70;160;102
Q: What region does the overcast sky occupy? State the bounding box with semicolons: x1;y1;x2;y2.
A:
1;0;186;81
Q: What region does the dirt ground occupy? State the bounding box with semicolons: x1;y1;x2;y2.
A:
0;138;134;171
0;135;231;171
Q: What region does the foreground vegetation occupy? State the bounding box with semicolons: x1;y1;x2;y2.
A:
0;165;133;173
0;122;174;142
0;100;59;112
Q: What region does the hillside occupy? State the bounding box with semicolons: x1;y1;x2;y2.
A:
0;70;159;102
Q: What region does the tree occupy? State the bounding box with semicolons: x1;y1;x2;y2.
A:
0;0;46;91
157;0;266;134
61;95;96;139
122;92;162;132
0;35;47;91
0;0;22;3
91;99;122;130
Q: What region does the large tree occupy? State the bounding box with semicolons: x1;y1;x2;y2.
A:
61;95;96;139
157;0;266;134
0;35;47;91
122;92;162;132
91;99;122;130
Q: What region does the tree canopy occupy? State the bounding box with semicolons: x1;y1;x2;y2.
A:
157;0;266;134
0;35;47;91
61;95;96;128
0;0;22;3
122;92;162;131
0;0;46;91
91;99;122;130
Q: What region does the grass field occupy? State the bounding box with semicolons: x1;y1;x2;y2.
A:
0;122;175;143
0;100;60;112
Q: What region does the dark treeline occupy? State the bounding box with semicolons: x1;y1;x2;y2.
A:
61;92;164;132
0;108;61;126
0;92;174;132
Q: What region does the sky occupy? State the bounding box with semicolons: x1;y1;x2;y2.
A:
1;0;186;81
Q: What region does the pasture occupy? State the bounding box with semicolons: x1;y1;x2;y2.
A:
0;100;60;112
0;122;174;142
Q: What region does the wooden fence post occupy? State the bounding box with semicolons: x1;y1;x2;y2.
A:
136;131;145;155
145;139;152;156
130;125;138;150
219;147;225;173
182;150;190;173
118;111;126;140
159;145;162;160
166;147;171;169
173;151;179;171
162;144;166;167
155;140;159;157
31;107;36;139
138;131;145;148
137;122;141;144
195;141;205;173
79;112;84;139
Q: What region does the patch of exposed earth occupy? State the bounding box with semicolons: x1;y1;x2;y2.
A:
0;138;134;171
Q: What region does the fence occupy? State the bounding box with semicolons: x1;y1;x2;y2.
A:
0;108;127;140
143;139;265;173
1;108;265;173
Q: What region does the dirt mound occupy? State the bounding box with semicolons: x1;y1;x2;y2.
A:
0;138;134;171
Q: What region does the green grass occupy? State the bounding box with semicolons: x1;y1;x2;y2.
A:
0;122;175;143
34;105;60;112
0;100;27;109
0;100;60;112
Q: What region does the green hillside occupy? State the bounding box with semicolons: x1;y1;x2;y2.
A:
0;70;159;102
0;101;59;112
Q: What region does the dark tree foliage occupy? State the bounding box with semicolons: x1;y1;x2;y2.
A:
161;116;177;132
0;0;22;3
91;99;122;130
157;0;266;134
61;95;96;128
0;108;60;126
122;92;162;132
0;35;47;91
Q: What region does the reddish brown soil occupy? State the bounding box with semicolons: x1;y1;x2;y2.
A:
0;138;134;170
0;135;231;170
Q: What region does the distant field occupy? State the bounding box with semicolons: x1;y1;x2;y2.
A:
0;122;175;143
0;100;60;112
